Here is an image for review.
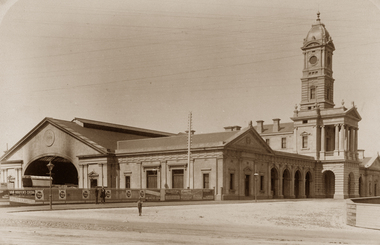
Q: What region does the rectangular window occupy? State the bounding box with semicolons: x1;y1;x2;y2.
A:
172;169;184;188
147;170;157;189
229;173;234;190
310;87;315;99
203;174;209;189
281;137;287;149
125;176;130;189
302;136;308;148
266;138;270;146
260;175;264;191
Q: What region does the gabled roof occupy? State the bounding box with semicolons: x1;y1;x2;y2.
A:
360;155;380;170
1;117;173;161
116;125;273;155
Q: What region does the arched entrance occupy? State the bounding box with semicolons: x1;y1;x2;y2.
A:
324;170;335;198
270;168;278;198
305;172;312;198
348;172;355;198
24;156;78;187
294;170;301;198
282;169;291;198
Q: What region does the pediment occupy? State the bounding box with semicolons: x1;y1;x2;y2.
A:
345;107;362;121
225;128;273;154
365;156;380;171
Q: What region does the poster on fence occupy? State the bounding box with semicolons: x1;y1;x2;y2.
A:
202;189;214;200
35;190;44;201
82;190;90;199
126;190;132;198
105;190;111;199
165;189;180;200
58;190;66;200
145;189;160;201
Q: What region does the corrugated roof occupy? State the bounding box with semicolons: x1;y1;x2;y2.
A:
117;131;239;154
254;122;294;134
50;118;165;152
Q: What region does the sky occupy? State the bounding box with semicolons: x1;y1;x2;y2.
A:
0;0;379;157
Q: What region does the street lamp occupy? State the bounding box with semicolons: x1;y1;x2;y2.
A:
47;161;54;210
254;172;259;202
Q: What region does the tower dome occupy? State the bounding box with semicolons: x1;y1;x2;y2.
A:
303;12;333;47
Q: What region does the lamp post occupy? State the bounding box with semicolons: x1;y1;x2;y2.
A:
254;172;259;203
47;161;54;210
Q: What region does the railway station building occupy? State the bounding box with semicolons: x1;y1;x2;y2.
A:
1;13;379;200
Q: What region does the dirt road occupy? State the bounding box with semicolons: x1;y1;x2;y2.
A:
0;199;378;244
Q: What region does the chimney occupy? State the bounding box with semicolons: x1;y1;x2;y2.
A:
273;118;280;132
256;120;264;133
224;126;241;132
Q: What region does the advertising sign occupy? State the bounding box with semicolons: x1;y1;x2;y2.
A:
58;190;66;200
126;190;132;198
82;190;90;199
105;189;111;199
35;190;44;201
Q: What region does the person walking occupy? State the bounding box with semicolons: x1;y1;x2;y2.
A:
95;187;99;204
137;199;143;216
100;187;106;204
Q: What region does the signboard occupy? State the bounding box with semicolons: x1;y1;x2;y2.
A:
165;189;180;200
202;189;214;200
105;189;111;199
145;190;160;200
82;190;90;199
126;190;132;198
180;189;193;200
139;190;145;199
58;190;66;200
35;190;44;201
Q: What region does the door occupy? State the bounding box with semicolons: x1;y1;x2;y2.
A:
245;175;250;196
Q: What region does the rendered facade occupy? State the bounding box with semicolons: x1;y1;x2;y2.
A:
1;13;379;200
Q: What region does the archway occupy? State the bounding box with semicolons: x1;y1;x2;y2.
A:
270;168;278;198
348;172;355;198
282;169;291;198
305;172;312;198
324;170;335;198
294;170;301;198
24;156;78;187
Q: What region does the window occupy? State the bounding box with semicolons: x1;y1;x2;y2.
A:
302;136;308;148
172;169;184;188
302;120;308;124
229;173;234;190
266;138;270;146
203;174;209;189
260;175;264;191
90;179;98;188
326;88;330;100
125;176;130;189
281;137;287;149
147;170;157;189
310;87;316;99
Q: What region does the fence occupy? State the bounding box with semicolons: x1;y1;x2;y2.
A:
346;197;380;230
7;188;214;205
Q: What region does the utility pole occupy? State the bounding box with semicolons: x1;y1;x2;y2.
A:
187;112;192;189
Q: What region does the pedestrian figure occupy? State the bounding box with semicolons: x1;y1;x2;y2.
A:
137;199;143;216
100;187;106;204
95;187;99;204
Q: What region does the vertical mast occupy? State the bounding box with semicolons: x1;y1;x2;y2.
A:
187;112;192;189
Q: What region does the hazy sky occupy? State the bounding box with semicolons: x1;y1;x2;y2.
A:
0;0;380;156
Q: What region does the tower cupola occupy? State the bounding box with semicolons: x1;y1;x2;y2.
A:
299;12;335;111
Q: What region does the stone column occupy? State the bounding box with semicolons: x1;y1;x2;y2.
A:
321;126;326;159
340;125;346;155
334;124;340;156
299;169;306;198
289;168;295;199
278;165;284;198
355;128;359;160
293;127;298;153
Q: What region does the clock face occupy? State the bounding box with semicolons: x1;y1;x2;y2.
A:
309;56;318;65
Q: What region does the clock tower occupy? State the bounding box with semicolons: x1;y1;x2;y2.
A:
300;12;335;111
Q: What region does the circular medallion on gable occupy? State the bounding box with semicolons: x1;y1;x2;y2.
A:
44;130;55;147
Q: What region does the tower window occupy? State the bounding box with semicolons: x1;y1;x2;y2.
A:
310;87;316;99
302;136;308;149
281;137;287;149
266;138;270;146
326;88;330;100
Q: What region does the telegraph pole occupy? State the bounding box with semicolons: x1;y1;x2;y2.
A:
187;112;192;189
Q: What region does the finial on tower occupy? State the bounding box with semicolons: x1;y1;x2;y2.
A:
317;11;320;21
